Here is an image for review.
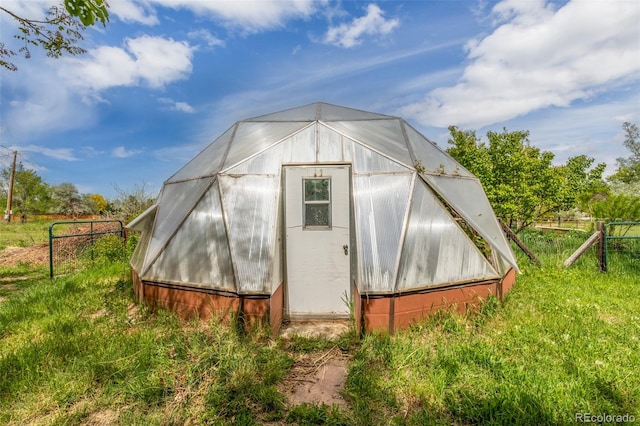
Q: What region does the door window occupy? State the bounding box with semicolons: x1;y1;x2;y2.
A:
303;178;331;228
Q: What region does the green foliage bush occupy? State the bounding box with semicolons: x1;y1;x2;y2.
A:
77;233;137;265
85;234;125;264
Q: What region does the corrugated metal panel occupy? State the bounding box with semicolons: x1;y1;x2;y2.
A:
130;225;154;274
317;123;344;162
126;204;156;231
167;126;234;183
143;177;213;274
219;174;280;293
326;119;412;167
404;123;474;177
492;247;512;276
128;205;156;272
422;174;519;272
224;121;310;169
281;124;316;163
397;181;499;290
225;142;284;175
353;173;412;292
144;183;235;291
352;140;409;174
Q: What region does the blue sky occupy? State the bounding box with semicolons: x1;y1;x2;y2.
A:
1;0;639;199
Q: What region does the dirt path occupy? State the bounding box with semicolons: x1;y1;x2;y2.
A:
279;346;350;408
0;243;49;267
279;321;352;408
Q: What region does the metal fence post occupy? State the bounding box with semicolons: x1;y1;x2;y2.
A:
48;223;55;278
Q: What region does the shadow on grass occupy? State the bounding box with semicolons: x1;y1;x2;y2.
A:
443;389;558;425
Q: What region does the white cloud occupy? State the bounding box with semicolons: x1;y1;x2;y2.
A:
146;0;317;32
400;0;640;129
129;36;193;87
497;94;640;170
112;146;142;158
109;0;159;25
0;63;97;143
0;0;51;22
158;97;195;113
18;145;79;161
173;102;195;113
324;4;399;48
187;29;225;48
63;36;194;91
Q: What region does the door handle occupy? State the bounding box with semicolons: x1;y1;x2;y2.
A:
343;245;349;255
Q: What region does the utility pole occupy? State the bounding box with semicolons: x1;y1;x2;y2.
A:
5;150;17;223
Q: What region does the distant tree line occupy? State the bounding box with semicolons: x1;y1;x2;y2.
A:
0;163;154;222
446;121;640;231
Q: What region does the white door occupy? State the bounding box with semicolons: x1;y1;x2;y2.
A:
284;165;351;318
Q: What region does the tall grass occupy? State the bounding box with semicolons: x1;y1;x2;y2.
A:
0;261;298;424
0;231;638;424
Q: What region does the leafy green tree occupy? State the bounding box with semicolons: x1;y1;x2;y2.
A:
109;182;156;222
51;182;82;217
86;193;108;214
446;126;491;180
554;155;607;212
589;194;640;223
447;127;607;232
1;0;109;71
609;122;640;195
448;127;553;231
0;163;50;219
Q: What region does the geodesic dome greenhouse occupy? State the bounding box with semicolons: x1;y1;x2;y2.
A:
127;102;518;333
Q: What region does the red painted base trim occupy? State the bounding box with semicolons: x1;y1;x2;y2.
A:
361;277;515;333
499;268;517;300
132;271;516;334
133;273;283;331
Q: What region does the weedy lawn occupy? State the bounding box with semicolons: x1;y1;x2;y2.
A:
0;227;638;424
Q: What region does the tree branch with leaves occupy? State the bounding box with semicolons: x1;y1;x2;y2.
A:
0;0;108;71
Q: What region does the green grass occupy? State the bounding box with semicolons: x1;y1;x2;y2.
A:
0;220;50;250
344;265;639;424
0;262;297;424
0;234;638;424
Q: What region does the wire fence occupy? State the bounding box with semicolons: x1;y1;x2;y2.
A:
49;220;125;278
514;224;640;274
516;228;596;268
604;222;640;275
